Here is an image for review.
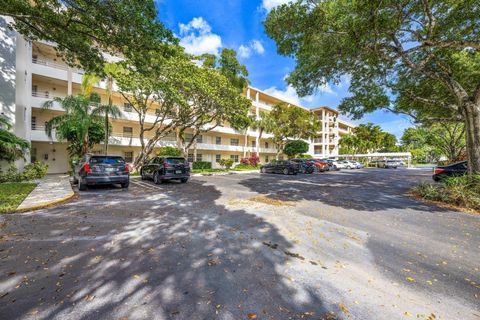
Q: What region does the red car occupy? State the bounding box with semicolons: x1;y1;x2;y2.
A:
308;159;329;172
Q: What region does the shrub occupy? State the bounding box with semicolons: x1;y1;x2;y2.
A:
157;146;182;157
0;162;48;183
192;161;212;170
219;158;234;170
297;154;312;159
413;175;480;211
240;157;249;165
23;161;48;180
233;163;258;171
240;154;260;167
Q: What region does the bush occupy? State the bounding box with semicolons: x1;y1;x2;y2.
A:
157;146;182;157
297;154;312;159
233;163;258;171
240;154;260;167
219;158;234;170
0;162;48;183
192;161;212;170
413;175;480;211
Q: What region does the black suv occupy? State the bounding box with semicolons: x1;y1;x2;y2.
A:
260;160;298;175
290;159;315;174
73;155;130;191
140;156;190;184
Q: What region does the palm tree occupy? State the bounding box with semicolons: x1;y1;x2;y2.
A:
250;111;275;156
43;94;119;157
0;115;30;163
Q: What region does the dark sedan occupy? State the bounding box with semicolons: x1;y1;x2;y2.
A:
433;161;468;181
140;156;190;184
290;159;315;174
260;160;298;175
73;155;130;190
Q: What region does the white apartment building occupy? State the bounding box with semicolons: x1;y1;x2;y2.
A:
0;17;355;174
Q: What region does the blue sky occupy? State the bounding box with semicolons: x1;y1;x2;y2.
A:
156;0;413;138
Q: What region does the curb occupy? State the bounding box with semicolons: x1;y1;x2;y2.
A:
15;191;76;213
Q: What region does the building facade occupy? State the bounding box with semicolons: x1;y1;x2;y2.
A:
1;18;355;174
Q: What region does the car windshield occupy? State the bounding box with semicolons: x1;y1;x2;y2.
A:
90;156;124;164
166;158;186;164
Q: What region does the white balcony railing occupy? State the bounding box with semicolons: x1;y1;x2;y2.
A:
32;57;84;74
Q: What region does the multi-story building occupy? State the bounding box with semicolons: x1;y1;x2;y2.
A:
1;17;355;174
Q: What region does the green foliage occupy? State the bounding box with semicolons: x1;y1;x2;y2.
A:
0;183;36;213
297;154;312;159
3;0;176;73
192;161;212;170
191;168;227;173
413;175;480;211
0;115;30;162
233;164;259;171
219;158;234;170
264;0;480;173
156;146;182;157
340;123;397;154
0;162;48;183
284;140;309;158
43;94;120;158
269;104;319;153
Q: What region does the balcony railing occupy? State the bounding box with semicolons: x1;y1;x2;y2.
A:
32;57;84;74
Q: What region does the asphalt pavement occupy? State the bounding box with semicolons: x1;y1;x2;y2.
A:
0;168;478;320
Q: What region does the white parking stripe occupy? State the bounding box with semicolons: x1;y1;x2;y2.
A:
130;179;160;190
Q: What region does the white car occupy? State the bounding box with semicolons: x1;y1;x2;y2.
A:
330;160;346;169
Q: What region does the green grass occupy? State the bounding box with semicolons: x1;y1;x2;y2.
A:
0;183;36;213
232;164;260;171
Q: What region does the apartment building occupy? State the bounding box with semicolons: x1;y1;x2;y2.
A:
1;17;355;174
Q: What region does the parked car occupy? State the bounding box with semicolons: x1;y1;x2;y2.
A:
290;159;315;174
378;160;401;169
140;156;190;184
309;159;330;172
323;159;340;171
338;160;358;169
73;155;130;190
432;161;468;181
349;161;364;169
260;160;298;175
330;160;346;169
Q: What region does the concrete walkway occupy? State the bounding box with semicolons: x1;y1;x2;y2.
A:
16;174;74;212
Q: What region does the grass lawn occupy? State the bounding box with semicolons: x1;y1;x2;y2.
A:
0;183;36;213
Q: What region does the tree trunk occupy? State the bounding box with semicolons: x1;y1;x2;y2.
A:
104;78;112;155
243;130;249;158
463;102;480;174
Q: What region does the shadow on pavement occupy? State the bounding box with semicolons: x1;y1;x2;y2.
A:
0;179;335;320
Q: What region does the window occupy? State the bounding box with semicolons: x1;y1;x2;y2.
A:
187;153;194;162
278;155;284;160
32;55;38;63
230;138;239;146
123;127;133;138
31;116;36;130
265;142;269;149
215;154;221;163
185;133;193;143
216;136;221;145
265;155;269;163
124;151;133;163
196;135;203;143
251;140;256;147
230;155;239;163
32;85;38;96
123;103;133;112
196;154;203;161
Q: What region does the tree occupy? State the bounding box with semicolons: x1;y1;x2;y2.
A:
265;1;480;173
43;95;111;157
339;123;397;155
401;123;466;163
380;133;398;152
156;146;182;157
269;104;319;159
250;111;275;155
2;0;176;73
283;140;309;158
113;49;251;169
0;115;30;163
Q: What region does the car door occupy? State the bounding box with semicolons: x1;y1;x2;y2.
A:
145;157;157;177
266;160;275;173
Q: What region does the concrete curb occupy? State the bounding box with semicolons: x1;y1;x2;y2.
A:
15;191;76;213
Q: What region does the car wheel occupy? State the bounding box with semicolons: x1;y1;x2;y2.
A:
140;171;147;180
153;171;162;184
79;179;87;191
121;182;129;188
261;167;266;174
283;168;289;175
180;178;188;183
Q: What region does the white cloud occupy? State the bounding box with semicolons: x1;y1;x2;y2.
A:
238;40;265;58
262;0;290;12
179;17;222;56
264;82;336;107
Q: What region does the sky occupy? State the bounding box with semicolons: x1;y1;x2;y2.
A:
155;0;414;138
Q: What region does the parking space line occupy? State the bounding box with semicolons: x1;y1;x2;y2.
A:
130;179;161;190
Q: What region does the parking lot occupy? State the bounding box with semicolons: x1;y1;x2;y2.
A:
1;168;479;320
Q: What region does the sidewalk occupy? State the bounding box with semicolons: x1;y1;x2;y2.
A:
16;174;75;212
